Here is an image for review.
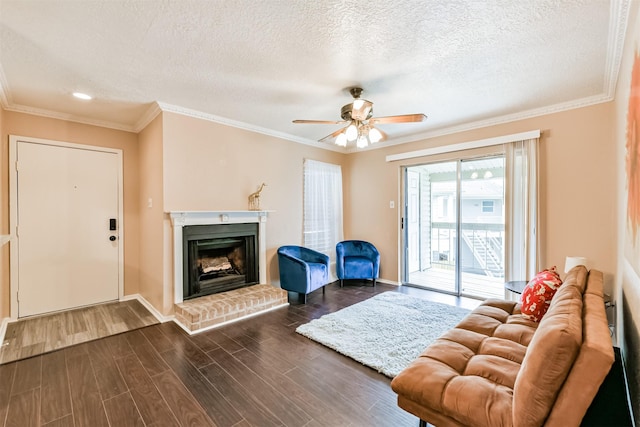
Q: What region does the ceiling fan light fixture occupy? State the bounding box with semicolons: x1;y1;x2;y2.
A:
293;86;427;147
368;127;383;143
356;134;369;148
345;123;358;141
335;132;347;147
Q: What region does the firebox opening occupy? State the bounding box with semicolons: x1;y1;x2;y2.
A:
183;223;258;300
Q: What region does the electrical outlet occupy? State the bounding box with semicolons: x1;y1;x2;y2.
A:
390;201;395;208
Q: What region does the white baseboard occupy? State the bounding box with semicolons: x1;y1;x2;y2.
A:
120;294;174;323
377;278;400;286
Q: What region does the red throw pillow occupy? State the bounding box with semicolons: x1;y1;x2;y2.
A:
521;266;563;322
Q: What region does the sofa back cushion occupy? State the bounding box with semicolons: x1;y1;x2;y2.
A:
512;267;586;427
544;269;614;426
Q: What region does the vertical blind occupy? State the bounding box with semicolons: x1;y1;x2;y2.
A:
303;159;344;275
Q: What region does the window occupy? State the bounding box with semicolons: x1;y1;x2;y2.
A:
303;159;344;270
482;200;494;213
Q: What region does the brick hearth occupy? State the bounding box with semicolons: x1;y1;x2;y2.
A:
173;284;288;333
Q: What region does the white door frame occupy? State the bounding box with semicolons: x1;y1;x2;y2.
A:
9;135;124;320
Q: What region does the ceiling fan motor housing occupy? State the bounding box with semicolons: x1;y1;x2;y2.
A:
341;100;374;121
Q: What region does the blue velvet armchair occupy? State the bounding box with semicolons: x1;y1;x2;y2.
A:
336;240;380;287
277;245;330;303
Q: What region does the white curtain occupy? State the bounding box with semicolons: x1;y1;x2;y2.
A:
303;159;344;277
504;138;540;284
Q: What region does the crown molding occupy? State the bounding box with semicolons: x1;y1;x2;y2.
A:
133;102;163;132
0;63;11;108
0;89;614;151
350;92;614;153
156;101;346;153
604;0;631;97
2;103;137;132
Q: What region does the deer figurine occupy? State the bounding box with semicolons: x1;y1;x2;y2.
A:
248;183;267;210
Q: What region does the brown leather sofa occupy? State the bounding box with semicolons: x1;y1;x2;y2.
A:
391;266;614;427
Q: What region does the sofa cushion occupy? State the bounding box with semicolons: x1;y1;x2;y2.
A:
391;300;538;427
342;255;375;278
521;267;563;322
512;268;583;427
544;269;614;426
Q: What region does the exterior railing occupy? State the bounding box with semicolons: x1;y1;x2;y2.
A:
430;222;504;278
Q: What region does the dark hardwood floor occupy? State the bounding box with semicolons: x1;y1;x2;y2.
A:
0;281;481;427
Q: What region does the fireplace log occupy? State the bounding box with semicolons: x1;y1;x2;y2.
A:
200;256;232;274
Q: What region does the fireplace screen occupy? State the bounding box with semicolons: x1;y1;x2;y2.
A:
182;223;258;300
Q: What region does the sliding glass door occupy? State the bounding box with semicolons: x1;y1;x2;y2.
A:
404;156;505;299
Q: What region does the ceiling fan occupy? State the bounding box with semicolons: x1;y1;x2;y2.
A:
293;87;427;148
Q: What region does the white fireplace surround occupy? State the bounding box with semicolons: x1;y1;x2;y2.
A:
169;210;270;304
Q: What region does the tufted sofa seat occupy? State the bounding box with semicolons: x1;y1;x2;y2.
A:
391;266;614;427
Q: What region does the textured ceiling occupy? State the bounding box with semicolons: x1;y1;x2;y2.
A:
0;0;630;151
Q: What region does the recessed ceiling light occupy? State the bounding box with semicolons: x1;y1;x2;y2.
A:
72;92;92;100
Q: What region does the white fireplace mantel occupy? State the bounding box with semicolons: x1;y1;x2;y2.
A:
169;210;272;303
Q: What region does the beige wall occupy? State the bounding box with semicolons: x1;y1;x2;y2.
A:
615;0;640;421
155;112;347;313
348;102;617;283
0;111;140;318
138;114;165;312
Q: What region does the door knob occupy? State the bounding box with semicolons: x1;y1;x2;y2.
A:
109;236;116;241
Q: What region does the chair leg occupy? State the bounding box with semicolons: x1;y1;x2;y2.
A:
298;293;307;304
419;420;428;427
322;286;326;294
340;279;344;288
372;278;376;287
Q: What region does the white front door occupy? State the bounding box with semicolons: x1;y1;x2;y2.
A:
16;140;120;317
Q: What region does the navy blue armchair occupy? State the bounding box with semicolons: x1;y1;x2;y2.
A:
336;240;380;287
277;245;329;303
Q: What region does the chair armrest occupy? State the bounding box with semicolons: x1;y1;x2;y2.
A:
278;252;310;293
299;247;330;266
278;252;309;270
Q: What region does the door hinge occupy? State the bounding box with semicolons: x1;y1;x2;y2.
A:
401;217;404;229
15;161;19;171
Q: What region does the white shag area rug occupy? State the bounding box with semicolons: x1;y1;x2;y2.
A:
296;291;471;378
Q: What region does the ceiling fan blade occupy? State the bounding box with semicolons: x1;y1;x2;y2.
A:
293;119;347;124
319;126;348;142
370;114;427;124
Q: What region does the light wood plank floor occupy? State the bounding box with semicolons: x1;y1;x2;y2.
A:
0;299;159;364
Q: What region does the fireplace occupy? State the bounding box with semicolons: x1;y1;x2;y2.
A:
182;223;259;300
167;211;271;304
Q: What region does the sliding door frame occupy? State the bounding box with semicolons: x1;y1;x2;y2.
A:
400;152;505;299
